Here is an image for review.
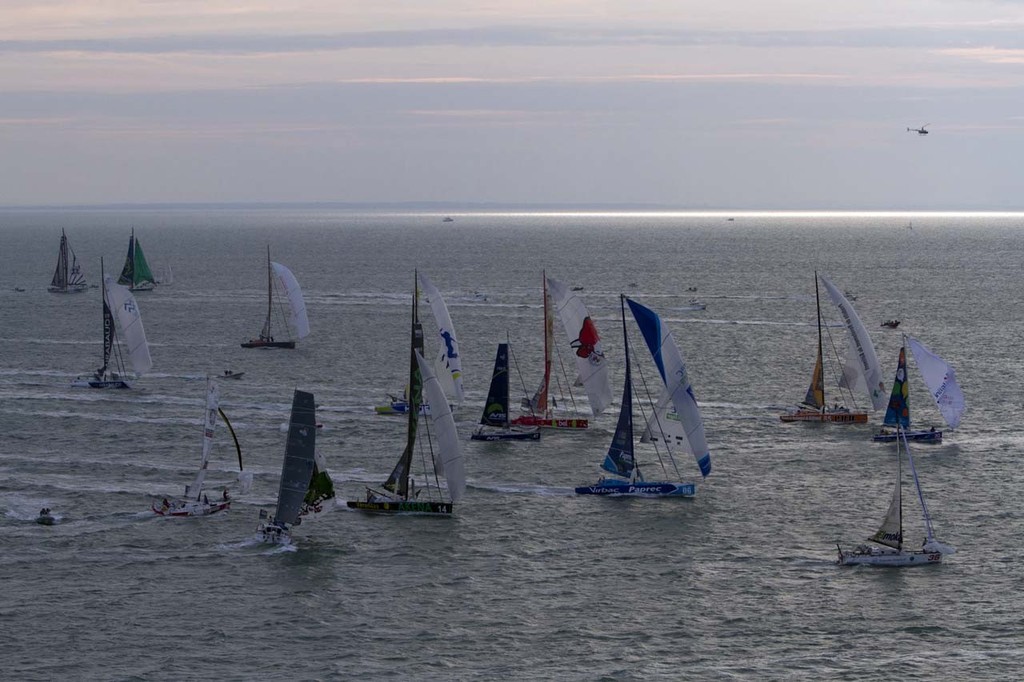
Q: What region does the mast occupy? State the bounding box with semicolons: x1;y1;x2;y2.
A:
814;271;825;411
541;271;552;415
384;271;424;499
262;245;273;340
51;230;68;289
897;425;904;551
100;258;112;375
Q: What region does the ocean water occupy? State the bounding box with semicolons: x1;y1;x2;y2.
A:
1;210;1022;680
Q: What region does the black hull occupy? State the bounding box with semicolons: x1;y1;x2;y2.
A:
346;499;453;515
470;429;541;442
241;340;295;349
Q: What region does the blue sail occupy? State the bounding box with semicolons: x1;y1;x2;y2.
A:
626;297;711;479
602;351;635;478
883;346;911;428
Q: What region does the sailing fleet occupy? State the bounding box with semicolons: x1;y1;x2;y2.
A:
42;232;965;563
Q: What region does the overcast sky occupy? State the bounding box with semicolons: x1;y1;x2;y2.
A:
3;1;1024;209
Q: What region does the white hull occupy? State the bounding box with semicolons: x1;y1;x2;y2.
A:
254;522;292;545
153;498;230;517
838;545;943;567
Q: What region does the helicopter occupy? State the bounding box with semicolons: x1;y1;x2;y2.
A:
907;124;930;135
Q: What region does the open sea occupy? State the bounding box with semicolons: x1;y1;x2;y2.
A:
1;209;1022;680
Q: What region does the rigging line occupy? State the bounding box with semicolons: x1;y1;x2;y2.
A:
416;408;441;502
551;342;581;414
821;314;861;411
628;333;680;481
507;331;533;414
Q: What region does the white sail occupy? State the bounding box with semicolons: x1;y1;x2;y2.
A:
640;385;692;452
869;456;903;549
270;262;310;340
186;379;219;500
415;350;466;502
546;276;613;415
103;275;152;376
819;274;887;411
907;337;965;429
419;273;464;404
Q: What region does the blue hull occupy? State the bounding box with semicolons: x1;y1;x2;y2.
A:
574;480;695;497
872;429;942;443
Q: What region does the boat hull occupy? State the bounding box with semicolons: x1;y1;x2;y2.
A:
471;427;541;441
838;548;942;567
71;378;131;389
254;521;292;544
780;409;868;424
48;285;88;294
346;499;453;515
511;415;588;429
36;514;56;525
241;339;295;349
574;480;696;497
375;400;431;416
153;500;230;517
872;429;942;443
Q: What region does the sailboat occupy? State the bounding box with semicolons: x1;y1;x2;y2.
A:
872;337;965;443
781;272;885;423
576;296;711;497
347;274;467;515
48;229;87;293
255;390;318;544
241;246;310;349
376;272;463;415
512;273;609;429
71;260;152;389
153;378;247;517
299;449;336;517
837;347;956;566
472;342;541;441
117;228;157;291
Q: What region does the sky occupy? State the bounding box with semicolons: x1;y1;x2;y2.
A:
3;1;1024;209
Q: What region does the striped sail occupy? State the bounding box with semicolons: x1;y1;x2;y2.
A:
546;276;613;415
103;275;152;376
419;273;464;405
416;351;466;502
271;262;310;340
626;297;711;479
819;275;886;411
907;337;965;429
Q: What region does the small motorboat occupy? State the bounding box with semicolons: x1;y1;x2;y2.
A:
881;319;901;329
442;216;454;223
14;287;26;292
222;370;245;379
36;508;55;525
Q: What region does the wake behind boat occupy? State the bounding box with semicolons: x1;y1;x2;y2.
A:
242;246;309;349
576;295;711;498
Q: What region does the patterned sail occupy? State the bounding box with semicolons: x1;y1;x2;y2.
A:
50;230;86;291
907;337;965;429
419;273;464;404
819;275;887;411
274;390;317;526
801;352;825;409
270;262;310;340
626;297;711;479
416;350;466;502
546;276;613;415
186;379;219;500
882;347;911;428
103;275;152;376
480;343;511;427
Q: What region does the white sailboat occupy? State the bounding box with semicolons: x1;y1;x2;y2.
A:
153;378;248;517
255;390;318;544
242;246;310;349
349;273;467;515
72;260;152;389
48;229;87;293
576;295;711;497
376;272;463;415
781;272;885;423
838;346;956;566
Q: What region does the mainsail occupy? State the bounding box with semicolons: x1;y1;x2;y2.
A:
626;297;711;478
882;347;911;428
50;229;86;292
546;276;613;415
480;343;511;427
103;275;152;376
118;229;156;289
270;261;310;340
819;275;886;411
185;379;220;500
603;301;635;478
869;449;903;550
415;350;466;502
419;273;464;405
274;390;318;526
383;274;424;498
907;337;965;429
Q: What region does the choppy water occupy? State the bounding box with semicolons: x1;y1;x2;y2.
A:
2;210;1022;680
